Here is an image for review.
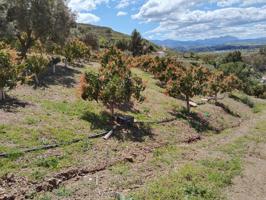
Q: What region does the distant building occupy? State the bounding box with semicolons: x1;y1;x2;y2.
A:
154;51;166;58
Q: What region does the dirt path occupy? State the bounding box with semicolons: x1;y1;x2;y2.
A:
226;142;266;200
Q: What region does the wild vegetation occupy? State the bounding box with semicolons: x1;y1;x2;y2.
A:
0;1;266;200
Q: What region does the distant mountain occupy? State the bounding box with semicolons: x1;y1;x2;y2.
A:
152;36;266;52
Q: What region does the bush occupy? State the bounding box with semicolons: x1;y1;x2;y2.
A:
0;50;17;100
64;39;90;64
24;54;49;85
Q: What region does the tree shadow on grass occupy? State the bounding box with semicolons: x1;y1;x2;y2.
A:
116;102;141;114
81;111;113;131
0;96;31;113
81;111;153;142
114;122;154;142
37;64;81;88
170;108;219;133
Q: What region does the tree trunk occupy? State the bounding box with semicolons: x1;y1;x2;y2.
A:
215;93;218;103
64;59;67;67
111;104;114;117
186;95;190;113
17;31;33;60
53;64;56;74
0;89;5;101
34;74;39;85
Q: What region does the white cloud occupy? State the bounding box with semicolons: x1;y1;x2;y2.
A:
117;11;128;16
68;0;109;12
133;0;266;40
116;0;138;9
77;13;100;24
68;0;109;24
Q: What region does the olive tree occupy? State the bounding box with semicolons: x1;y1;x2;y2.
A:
1;0;75;59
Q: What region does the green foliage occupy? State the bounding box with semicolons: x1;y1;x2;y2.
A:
207;70;239;101
81;32;99;50
64;39;90;63
0;50;16;91
167;65;210;112
24;54;49;84
131;29;143;57
80;47;145;116
219;61;262;96
2;0;75;59
116;39;130;51
223;51;242;63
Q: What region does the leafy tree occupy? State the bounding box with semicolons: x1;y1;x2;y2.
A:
24;54;49;85
219;62;260;95
167;65;209;113
1;0;75;59
131;29;143;57
207;71;239;102
0;50;16;100
223;51;242;63
64;39;90;66
82;33;99;51
79;47;145;117
116;39;129;51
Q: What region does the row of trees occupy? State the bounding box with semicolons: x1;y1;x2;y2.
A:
130;55;242;112
79;49;240;114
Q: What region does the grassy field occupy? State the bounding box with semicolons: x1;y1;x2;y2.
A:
0;62;266;199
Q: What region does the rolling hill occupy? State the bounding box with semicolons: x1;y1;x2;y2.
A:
152;36;266;52
74;23;159;49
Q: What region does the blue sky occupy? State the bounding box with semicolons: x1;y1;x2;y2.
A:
68;0;266;41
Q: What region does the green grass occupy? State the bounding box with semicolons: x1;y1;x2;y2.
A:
252;103;266;113
132;158;241;200
229;93;255;108
110;163;130;176
152;145;183;166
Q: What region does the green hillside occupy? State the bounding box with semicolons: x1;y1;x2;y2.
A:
73;23;159;49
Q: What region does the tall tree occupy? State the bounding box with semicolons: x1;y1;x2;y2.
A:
1;0;75;59
131;29;143;57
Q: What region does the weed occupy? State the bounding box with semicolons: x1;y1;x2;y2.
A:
36;157;60;168
55;186;73;197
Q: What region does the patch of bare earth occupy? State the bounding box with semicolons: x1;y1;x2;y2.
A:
226;143;266;200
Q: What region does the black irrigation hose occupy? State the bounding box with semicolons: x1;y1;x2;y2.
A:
0;131;109;158
0;118;177;159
